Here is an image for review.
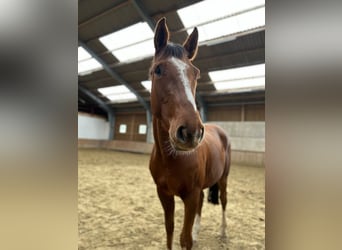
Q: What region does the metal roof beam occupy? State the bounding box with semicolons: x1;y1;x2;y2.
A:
78;2;129;29
131;0;155;30
79;85;115;140
207;100;265;107
79;40;153;142
196;93;207;122
79;40;150;113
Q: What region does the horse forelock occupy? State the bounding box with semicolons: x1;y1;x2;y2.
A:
149;42;187;78
156;42;187;60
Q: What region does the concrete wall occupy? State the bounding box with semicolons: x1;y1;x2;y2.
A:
78;139;153;154
210;122;265;152
78;121;265;167
78;113;110;140
210;122;265;167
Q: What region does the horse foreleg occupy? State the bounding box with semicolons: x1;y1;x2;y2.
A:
192;190;203;242
180;190;200;250
157;187;175;250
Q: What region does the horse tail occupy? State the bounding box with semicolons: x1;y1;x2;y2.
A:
208;183;219;205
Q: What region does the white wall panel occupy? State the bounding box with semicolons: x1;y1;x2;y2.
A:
78;113;109;139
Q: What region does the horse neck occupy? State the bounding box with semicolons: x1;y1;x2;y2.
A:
152;117;171;158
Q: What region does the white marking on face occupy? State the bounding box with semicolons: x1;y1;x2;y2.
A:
192;214;201;241
170;57;197;111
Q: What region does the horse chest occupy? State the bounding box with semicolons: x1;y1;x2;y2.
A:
155;164;199;196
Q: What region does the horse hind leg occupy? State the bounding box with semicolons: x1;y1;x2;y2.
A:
219;141;231;239
219;177;228;238
207;183;219;204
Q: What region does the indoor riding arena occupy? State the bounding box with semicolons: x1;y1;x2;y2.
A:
79;1;265;249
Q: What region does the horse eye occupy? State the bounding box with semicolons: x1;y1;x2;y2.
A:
154;65;162;76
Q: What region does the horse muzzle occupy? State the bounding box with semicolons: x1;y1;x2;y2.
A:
172;124;204;151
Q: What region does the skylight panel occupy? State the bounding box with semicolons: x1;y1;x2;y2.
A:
78;46;103;75
213;77;265;91
99;22;153;51
177;0;265;27
97;85;130;96
209;64;265;91
78;47;92;61
194;7;265;43
235;7;265;32
177;1;265;43
141;80;152;92
111;39;154;62
97;85;137;103
106;93;137;103
78;58;102;75
209;64;265;81
99;22;155;62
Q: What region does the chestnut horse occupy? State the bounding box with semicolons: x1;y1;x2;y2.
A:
149;18;231;250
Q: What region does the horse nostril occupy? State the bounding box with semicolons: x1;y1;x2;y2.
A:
176;126;188;143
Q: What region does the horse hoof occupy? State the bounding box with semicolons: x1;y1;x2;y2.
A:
220;231;228;240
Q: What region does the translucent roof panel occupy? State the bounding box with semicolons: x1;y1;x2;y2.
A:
78;58;102;75
97;85;131;96
177;0;265;43
141;80;152;92
177;0;264;27
209;64;265;81
78;46;103;75
106;93;137;103
213;77;265;91
78;47;92;61
209;64;265;91
99;22;153;51
99;22;155;62
97;85;137;103
111;39;154;62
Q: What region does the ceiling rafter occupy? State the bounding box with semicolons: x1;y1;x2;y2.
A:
130;0;156;30
78;1;130;28
78;1;265;116
79;40;150;112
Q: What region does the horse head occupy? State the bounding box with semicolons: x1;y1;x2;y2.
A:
150;18;204;152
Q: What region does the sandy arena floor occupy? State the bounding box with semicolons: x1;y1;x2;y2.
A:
78;149;265;250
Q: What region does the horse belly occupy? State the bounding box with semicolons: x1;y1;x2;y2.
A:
203;147;226;188
204;161;224;188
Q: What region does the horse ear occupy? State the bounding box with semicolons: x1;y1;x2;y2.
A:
154;17;169;53
183;27;198;61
